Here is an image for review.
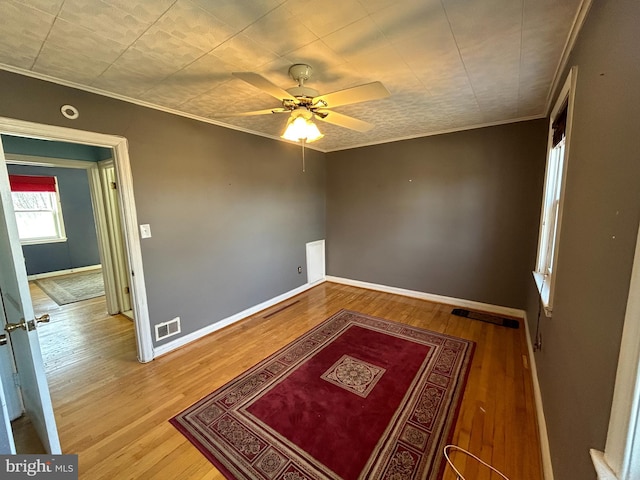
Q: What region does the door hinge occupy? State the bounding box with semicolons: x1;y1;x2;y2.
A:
13;372;20;388
124;286;130;294
110;181;117;190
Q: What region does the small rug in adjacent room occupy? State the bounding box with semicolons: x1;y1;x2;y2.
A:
35;270;105;306
170;309;475;480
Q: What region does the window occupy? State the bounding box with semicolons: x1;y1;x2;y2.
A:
9;174;67;244
533;68;576;316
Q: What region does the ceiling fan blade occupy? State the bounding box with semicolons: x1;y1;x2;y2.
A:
313;81;390;108
232;72;297;101
215;108;289;117
315;109;374;132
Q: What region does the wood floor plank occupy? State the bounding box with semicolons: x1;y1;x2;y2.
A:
14;281;543;479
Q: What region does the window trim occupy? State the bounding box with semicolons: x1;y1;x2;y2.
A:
533;66;578;316
10;176;67;245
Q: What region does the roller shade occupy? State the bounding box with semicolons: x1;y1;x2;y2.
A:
9;174;56;193
552;104;568;147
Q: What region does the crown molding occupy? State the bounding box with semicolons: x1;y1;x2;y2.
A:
0;63;549;154
545;0;594;114
324;114;546;153
0;63;327;153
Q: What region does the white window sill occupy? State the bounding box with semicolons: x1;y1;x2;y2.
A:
532;271;553;317
590;449;619;480
20;237;67;246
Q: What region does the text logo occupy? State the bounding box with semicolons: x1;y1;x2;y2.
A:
0;455;78;479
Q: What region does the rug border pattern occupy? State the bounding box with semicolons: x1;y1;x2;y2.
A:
170;309;474;480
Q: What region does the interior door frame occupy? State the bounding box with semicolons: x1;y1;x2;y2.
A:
98;159;132;315
0;117;154;363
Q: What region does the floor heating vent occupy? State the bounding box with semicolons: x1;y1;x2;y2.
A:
155;317;181;341
451;308;519;329
263;300;300;319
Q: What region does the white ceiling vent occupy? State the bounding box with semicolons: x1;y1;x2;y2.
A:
155;317;181;341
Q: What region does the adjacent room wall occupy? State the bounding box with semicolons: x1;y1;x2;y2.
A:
2;134;111;161
0;71;326;347
525;0;640;478
6;164;100;275
326;120;547;309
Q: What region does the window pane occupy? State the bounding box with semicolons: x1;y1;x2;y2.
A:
10;189;65;243
15;211;58;239
11;191;54;211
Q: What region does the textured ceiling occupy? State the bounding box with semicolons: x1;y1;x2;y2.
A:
0;0;582;151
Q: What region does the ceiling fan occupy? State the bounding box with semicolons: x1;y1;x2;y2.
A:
220;64;391;143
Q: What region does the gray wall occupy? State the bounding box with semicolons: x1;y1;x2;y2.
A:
0;71;326;346
2;3;636;474
7;164;101;275
525;0;640;479
326;120;547;309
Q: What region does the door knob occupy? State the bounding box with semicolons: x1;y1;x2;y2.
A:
5;314;51;333
5;320;26;333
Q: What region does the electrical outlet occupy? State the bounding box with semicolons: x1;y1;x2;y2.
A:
297;266;302;274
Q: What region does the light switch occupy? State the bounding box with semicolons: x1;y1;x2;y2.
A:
140;224;152;238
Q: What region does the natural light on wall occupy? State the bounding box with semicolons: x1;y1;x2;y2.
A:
9;174;67;244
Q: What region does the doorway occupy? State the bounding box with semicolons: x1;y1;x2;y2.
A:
3;142;134;319
0;117;152;361
0;116;153;454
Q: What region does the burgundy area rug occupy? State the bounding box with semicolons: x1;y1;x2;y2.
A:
170;309;475;480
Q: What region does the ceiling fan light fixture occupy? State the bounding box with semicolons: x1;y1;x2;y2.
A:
281;113;323;143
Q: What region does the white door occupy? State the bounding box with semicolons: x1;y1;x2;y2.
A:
0;353;16;453
0;297;21;421
0;140;61;454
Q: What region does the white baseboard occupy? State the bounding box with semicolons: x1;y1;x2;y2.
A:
326;275;553;478
27;264;102;280
153;279;325;358
325;276;526;318
523;312;555;480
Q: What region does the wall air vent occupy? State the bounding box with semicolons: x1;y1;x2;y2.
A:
155;317;181;341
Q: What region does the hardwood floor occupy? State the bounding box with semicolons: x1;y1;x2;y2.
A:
22;281;542;479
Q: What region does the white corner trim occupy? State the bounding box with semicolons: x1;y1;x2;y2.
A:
26;264;102;280
545;0;593;114
153;280;324;358
591;450;619;480
326;275;554;478
0;64;547;155
326;114;546;153
599;221;640;480
0;63;325;154
523;312;555;480
325;276;525;318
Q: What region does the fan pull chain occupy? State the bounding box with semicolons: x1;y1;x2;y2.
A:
301;138;306;173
